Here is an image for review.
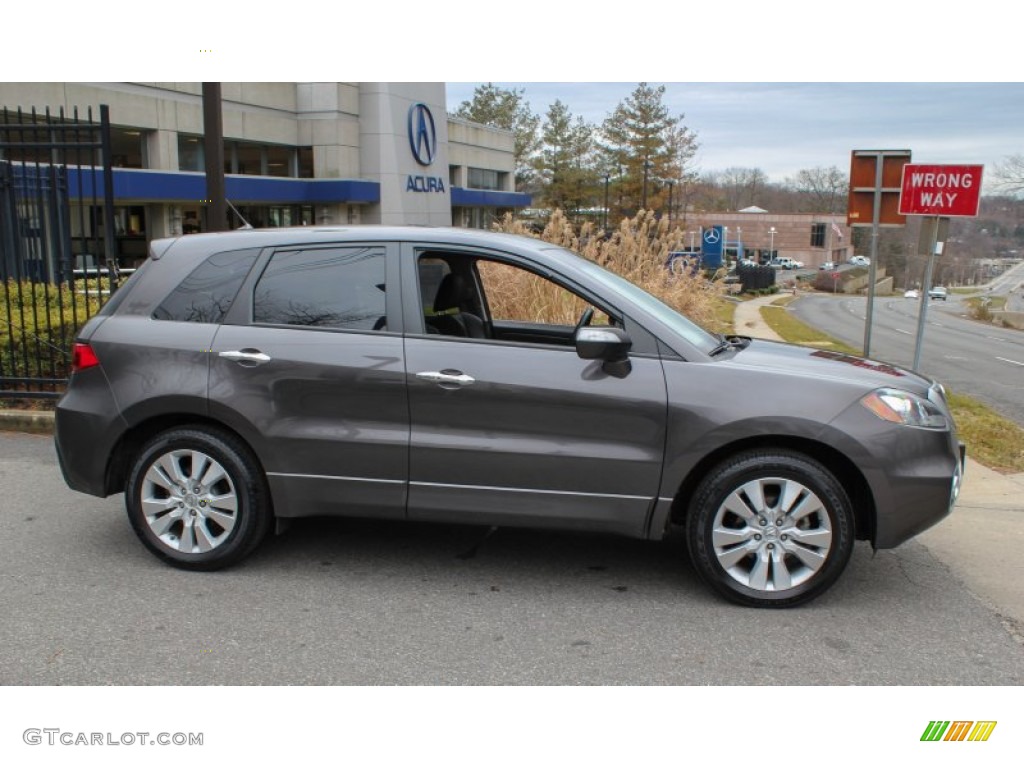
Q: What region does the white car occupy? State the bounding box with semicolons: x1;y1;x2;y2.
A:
929;286;948;301
849;255;870;267
904;289;920;299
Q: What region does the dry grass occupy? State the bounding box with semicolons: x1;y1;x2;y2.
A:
491;210;726;332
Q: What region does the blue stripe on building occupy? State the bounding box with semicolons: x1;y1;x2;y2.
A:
65;168;380;204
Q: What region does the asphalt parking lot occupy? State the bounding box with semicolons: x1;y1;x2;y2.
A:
1;430;1022;686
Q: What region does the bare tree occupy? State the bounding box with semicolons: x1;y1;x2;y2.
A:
993;154;1024;194
787;166;848;213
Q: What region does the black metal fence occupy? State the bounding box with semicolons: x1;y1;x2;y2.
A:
0;105;116;399
736;263;776;293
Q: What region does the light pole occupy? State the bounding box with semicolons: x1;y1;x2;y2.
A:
769;226;777;262
667;181;674;227
736;226;742;262
688;230;696;253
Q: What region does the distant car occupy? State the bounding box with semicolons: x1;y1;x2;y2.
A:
849;255;870;267
820;261;836;271
904;289;920;299
929;286;948;301
772;257;803;270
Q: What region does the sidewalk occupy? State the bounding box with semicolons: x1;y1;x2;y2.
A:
731;292;785;341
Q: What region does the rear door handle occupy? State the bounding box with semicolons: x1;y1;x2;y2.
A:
416;370;475;386
219;349;271;364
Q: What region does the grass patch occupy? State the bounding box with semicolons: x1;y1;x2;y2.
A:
713;297;737;335
965;295;1007;312
762;299;1024;473
759;302;861;354
947;392;1024;473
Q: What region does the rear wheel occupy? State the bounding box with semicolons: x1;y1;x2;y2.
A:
125;426;271;570
686;449;854;608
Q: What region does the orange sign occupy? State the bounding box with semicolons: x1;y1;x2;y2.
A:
847;150;911;228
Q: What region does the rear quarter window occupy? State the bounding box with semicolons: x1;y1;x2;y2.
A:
152;249;259;323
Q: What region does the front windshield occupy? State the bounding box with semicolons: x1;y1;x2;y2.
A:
546;248;720;354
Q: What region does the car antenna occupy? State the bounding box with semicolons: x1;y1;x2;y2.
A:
226;199;254;230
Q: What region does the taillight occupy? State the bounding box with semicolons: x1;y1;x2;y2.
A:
71;343;100;372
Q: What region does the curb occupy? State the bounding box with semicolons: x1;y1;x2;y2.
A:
0;409;55;434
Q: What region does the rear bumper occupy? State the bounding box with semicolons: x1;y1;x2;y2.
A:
53;370;125;497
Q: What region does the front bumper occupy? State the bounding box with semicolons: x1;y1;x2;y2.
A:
829;399;964;549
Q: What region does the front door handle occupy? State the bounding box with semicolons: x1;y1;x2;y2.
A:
219;349;271;364
416;370;475;386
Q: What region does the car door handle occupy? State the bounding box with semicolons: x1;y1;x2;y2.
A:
416;370;475;386
219;349;271;364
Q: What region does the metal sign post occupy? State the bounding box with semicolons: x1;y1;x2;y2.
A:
847;149;911;358
912;217;942;371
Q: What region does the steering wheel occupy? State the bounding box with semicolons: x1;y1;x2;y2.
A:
573;307;594;336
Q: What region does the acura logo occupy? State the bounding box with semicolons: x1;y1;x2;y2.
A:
408;103;437;167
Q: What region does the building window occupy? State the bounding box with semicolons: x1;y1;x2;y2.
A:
178;134;204;171
298;147;314;178
266;145;292;177
468;167;500;190
233;141;263;175
810;223;826;248
110;127;146;168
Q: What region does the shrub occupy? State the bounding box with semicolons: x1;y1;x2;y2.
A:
492;210;726;333
1;278;105;387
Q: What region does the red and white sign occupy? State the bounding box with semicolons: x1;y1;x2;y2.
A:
899;164;983;217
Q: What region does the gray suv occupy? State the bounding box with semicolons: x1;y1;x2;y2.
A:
55;227;964;607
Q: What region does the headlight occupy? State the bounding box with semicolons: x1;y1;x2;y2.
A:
861;388;949;429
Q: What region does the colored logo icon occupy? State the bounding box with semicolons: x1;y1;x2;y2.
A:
920;721;997;742
408;103;437;166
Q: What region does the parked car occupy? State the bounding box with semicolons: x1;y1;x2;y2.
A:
54;227;964;608
929;286;948;301
820;261;836;271
849;255;870;267
771;257;803;270
904;289;920;299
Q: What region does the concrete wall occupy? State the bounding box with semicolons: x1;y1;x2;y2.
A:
448;117;515;192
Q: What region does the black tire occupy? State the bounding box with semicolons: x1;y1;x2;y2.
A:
125;426;271;571
686;449;854;608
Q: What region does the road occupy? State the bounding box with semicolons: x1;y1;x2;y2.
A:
790;291;1024;425
1;431;1022;685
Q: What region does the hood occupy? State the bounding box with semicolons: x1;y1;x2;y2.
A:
721;338;935;396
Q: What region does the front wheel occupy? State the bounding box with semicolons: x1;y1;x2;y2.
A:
686;450;854;608
125;426;271;570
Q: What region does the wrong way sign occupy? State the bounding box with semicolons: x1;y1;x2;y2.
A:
899;164;983;217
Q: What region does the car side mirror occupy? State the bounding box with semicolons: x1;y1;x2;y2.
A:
575;326;632;377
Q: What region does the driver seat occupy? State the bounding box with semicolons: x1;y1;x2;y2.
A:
428;274;487;338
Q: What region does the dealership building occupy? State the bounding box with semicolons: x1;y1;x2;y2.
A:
0;82;530;266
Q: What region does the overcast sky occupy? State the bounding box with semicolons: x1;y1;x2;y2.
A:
445;82;1023;189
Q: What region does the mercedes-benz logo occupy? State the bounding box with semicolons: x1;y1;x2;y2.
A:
408;103;437;167
703;228;721;244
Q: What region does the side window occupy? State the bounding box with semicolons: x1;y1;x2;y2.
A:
153;249;258;323
476;259;611;327
253;246;386;330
